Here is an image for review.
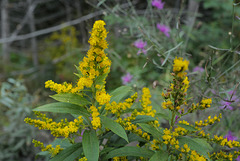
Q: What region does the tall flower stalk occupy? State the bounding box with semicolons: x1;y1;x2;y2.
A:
24;21;240;161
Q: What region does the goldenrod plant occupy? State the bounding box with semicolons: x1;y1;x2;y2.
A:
25;20;240;161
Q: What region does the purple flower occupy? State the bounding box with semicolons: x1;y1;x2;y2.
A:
193;66;204;73
228;90;236;96
237;156;240;161
211;89;216;95
224;131;237;141
134;40;147;55
175;111;182;123
219;100;233;110
121;73;133;85
134;40;147;49
79;129;85;141
152;0;165;10
228;90;239;103
219;90;239;110
157;23;170;37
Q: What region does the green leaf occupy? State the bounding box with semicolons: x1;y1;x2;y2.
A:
33;102;90;117
100;147;115;156
100;115;129;143
177;123;197;132
83;130;99;161
110;86;132;103
131;115;156;124
51;138;72;149
138;123;163;139
50;93;90;106
104;146;154;159
50;143;82;161
155;112;170;120
74;65;83;78
149;150;168;161
178;136;212;160
95;73;108;86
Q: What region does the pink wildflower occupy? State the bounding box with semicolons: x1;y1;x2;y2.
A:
134;39;147;55
224;131;237;141
175;111;182;123
121;73;133;85
228;90;236;96
193;66;204;73
152;0;165;10
219;100;233;110
237;156;240;161
157;23;170;37
219;91;239;110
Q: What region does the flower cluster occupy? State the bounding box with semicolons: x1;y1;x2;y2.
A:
173;57;189;74
134;39;147;55
200;98;212;109
162;128;180;149
195;114;221;127
25;112;83;138
162;57;190;114
44;20;111;98
157;23;170;37
121;73;133;85
188;150;206;161
78;157;87;161
105;92;138;117
138;87;157;117
210;151;239;161
152;0;165;10
90;105;101;130
219;90;239;110
32;139;63;157
113;156;128;161
212;135;240;148
25;20;240;161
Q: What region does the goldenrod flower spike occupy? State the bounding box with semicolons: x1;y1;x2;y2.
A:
44;20;111;95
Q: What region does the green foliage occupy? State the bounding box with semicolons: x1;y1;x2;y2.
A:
100;115;129;142
0;78;36;160
149;150;169;161
24;1;240;160
104;146;154;159
49;143;82;161
50;93;90;106
33;102;90;117
82;130;99;161
40;26;83;82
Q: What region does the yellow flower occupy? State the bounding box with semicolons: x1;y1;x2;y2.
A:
173;57;189;73
44;20;111;94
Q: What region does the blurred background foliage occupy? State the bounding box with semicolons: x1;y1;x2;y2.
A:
0;0;240;160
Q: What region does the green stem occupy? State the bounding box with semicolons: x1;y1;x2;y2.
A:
230;0;235;52
170;111;176;131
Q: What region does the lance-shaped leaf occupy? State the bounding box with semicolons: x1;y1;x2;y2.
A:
50;93;90;106
178;136;212;160
33;102;90;117
110;86;132;103
131;115;156;124
100;115;128;143
177;123;197;132
50;143;82;161
138;123;163;139
104;146;154;159
149;150;169;161
82;130;99;161
95;73;108;86
155;112;170;120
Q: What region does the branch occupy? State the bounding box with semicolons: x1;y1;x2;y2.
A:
0;2;132;44
7;0;54;45
0;10;103;44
